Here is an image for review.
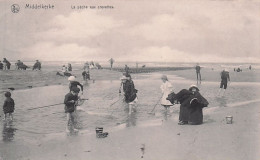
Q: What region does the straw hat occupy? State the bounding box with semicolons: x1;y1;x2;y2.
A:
189;84;199;91
68;76;76;81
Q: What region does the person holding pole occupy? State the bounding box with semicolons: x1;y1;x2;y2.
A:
123;75;138;114
64;87;80;133
160;75;174;110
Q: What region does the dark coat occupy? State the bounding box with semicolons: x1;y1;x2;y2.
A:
124;80;137;103
3;97;15;114
82;71;90;80
0;62;3;69
167;89;208;124
64;93;78;113
33;62;41;70
69;81;83;92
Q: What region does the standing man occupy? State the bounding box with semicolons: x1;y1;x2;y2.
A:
195;63;201;84
218;69;230;96
125;65;130;77
108;58;114;70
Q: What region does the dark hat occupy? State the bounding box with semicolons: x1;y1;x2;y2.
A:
71;87;80;93
5;91;11;97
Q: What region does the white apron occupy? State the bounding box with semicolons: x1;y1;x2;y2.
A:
160;81;173;106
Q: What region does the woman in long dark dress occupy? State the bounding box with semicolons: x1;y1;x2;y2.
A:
167;85;208;125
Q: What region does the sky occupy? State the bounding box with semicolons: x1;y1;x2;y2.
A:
0;0;259;63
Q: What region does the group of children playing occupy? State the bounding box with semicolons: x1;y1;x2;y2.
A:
2;64;231;132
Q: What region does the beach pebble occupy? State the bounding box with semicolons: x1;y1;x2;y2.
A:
64;154;67;157
177;133;180;135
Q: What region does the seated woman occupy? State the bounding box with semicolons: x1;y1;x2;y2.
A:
167;85;208;125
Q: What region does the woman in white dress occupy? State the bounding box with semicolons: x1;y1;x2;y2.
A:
160;75;173;110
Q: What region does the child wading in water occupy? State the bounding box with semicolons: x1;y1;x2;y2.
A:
160;75;173;110
82;68;90;81
3;92;15;121
123;75;138;114
64;87;80;133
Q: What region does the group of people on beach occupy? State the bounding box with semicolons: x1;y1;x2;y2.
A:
0;58;41;70
56;63;73;77
158;74;209;125
2;62;235;134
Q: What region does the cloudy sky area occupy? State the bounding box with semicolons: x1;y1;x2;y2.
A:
0;0;259;63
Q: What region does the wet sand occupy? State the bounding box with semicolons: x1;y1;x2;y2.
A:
0;67;259;160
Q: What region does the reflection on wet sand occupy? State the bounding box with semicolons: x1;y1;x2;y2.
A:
126;112;137;127
125;103;137;127
2;121;16;142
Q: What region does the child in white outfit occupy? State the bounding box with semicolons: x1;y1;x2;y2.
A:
160;75;173;110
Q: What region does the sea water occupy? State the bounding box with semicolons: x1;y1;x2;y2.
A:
0;63;260;143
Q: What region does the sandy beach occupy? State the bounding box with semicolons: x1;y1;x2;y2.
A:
0;65;259;160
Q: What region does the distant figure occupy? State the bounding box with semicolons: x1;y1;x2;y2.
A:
16;60;29;70
33;60;41;70
123;75;138;114
160;75;173;110
62;65;67;72
68;76;84;94
125;65;130;76
195;63;201;83
167;85;208;125
3;92;15;121
62;65;72;76
15;60;21;70
83;62;89;70
64;87;80;133
82;68;90;81
56;65;72;77
108;58;114;70
249;65;252;70
218;69;230;96
89;61;95;69
0;61;3;70
3;58;11;70
68;63;72;71
236;68;242;72
95;62;102;69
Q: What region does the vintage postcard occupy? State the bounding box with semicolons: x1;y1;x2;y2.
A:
0;0;259;159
